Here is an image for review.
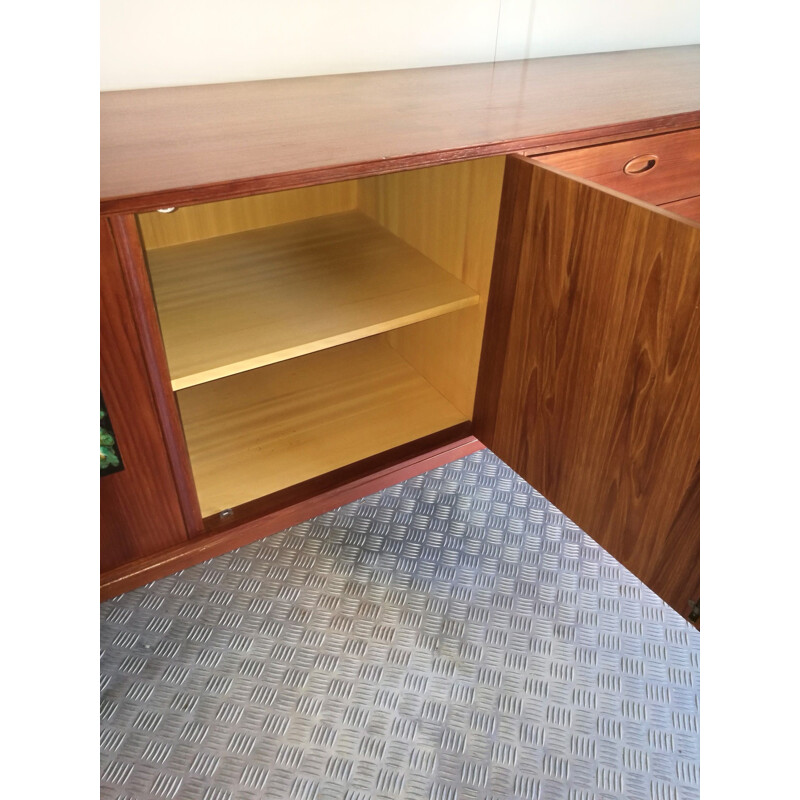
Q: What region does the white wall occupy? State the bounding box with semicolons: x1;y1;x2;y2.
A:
100;0;699;91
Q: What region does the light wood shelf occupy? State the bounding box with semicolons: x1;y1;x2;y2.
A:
177;336;467;517
147;211;479;390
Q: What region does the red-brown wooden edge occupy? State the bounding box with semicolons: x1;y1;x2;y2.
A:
101;47;699;215
101;436;485;600
201;423;473;535
107;215;205;537
101;218;191;570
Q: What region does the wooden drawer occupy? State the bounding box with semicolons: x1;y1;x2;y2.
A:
531;128;699;208
661;194;700;222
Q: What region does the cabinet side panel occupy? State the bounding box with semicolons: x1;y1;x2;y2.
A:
473;157;535;442
101;217;190;571
359;158;505;417
110;215;205;536
478;158;699;617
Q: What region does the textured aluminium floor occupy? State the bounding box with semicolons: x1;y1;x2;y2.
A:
100;449;700;800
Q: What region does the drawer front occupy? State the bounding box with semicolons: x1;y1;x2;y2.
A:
661;195;700;222
531;128;699;208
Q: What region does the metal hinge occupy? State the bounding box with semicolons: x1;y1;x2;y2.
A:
687;598;700;624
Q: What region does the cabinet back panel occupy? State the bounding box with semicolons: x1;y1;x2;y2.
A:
357;158;504;292
359;158;505;417
138;180;358;248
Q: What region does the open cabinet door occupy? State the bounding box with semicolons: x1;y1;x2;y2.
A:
476;156;699;620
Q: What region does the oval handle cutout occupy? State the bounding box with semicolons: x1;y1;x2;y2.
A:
623;154;658;175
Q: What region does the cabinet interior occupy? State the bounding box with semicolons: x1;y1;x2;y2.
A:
138;157;506;518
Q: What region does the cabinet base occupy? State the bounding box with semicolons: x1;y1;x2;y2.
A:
100;436;484;601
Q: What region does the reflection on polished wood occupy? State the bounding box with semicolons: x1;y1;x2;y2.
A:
101;46;699;213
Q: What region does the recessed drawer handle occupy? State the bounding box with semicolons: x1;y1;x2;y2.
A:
623;154;659;175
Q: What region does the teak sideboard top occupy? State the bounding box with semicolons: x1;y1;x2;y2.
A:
100;45;699;215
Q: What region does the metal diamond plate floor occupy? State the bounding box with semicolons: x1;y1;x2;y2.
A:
100;449;699;800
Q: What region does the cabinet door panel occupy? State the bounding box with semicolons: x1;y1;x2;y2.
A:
101;217;190;572
476;157;699;617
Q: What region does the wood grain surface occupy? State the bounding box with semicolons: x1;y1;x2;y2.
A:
138;180;358;248
198;424;473;535
147;211;479;390
101;46;699;214
178;336;468;516
661;195;700;222
359;158;505;417
531;128;699;207
110;215;205;535
100;218;189;571
476;158;699;617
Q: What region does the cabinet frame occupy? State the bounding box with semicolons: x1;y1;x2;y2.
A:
100;47;700;616
100;217;196;572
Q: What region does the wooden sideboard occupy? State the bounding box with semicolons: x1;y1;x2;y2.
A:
100;46;700;622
